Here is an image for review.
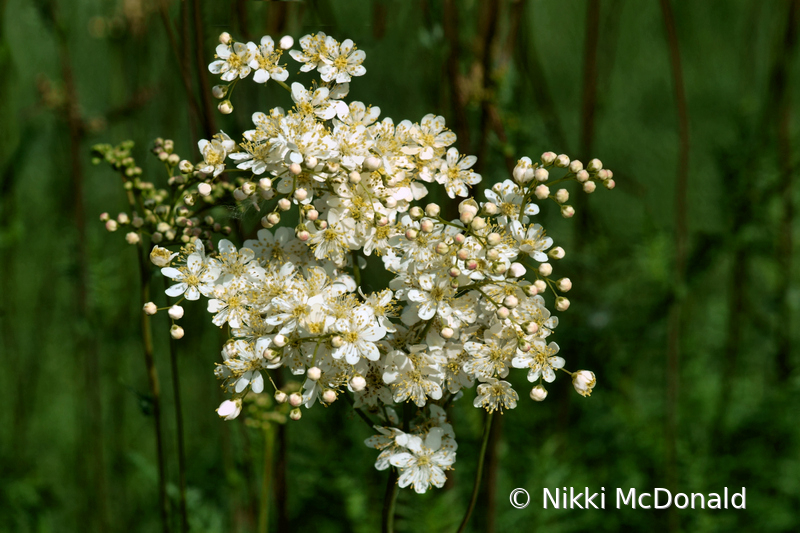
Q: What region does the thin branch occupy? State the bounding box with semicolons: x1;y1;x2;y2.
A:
456;411;495;533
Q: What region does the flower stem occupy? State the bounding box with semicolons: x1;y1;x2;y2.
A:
381;468;399;533
456;411;494;533
258;424;276;533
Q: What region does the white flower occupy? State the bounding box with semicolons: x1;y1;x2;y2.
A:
484;179;539;224
509;221;553;262
572;370;596;397
247;36;288;84
511;339;564;382
291;82;346;120
217;398;242;420
162;253;220;300
216;239;266;285
402;114;456;160
463;331;516;380
389;428;455;494
208;284;250;329
197;133;235;177
319;37;366;83
332;306;386;365
473;377;518;412
407;274;455;322
435;147;481;198
289;32;329;72
150;246;178;267
382;346;444;407
209;42;252;81
222;340;267;393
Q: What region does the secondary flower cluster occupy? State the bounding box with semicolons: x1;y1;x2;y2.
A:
103;31;612;495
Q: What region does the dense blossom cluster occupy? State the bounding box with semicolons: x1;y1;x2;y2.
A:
101;31;613;494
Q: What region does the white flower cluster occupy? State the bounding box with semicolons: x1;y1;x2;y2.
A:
156;31;613;494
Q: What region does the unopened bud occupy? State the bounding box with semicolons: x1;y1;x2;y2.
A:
503;295;519;308
555;297;570;311
471;217;486;230
435;242;449;255
496;306;510;319
440;327;454;339
483;202;498;215
449;267;461;278
307;366;322;381
405;228;418;240
534;280;547;293
534;184;550;200
279;35;294;50
556;278;572;292
583;181;596;193
548;247;565;260
297;230;310;241
212;85;227;99
605;179;616;190
233;188;248;201
105;220;118;232
587;158;603;172
273;334;287;347
170;325;185;339
576;169;590;183
219;32;231;45
425;203;440;217
561;205;575;218
168;305;184;320
555;189;569;203
258;178;272;190
487;232;502;246
409;206;424;220
534;168;549;182
530;385;548;402
289;408;302;421
538;263;553;276
350;375;366;392
143;302;157;315
420;219;434;233
569;160;583;173
125;232;140;245
218;100;233;114
363;156;381;171
306;209;319;221
331;335;343;348
322;389;337;403
349;170;361;184
541;152;557;165
294;188;308;201
274;391;288;403
289;392;303;407
508;262;526;278
555;154;570;168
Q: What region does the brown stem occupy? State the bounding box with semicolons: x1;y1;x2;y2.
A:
456;411;494;533
659;1;690;532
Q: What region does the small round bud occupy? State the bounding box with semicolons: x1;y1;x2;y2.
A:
435;242;449;255
569;160;584;173
105;220;118;232
384;197;397;209
496;306;510;320
425;203;441;217
258;178;272;190
363;156;381;171
466;259;479;270
572;370;596;397
325;161;340;173
217;398;242;420
125;232;140;245
503;295;519;308
405;228;418;241
555;297;571;312
587;158;603;172
294;188;308;202
576;169;590;183
541;151;557;165
197;182;212;197
556;278;572;292
548;247;565;260
304;155;318;169
597;169;610;180
604;179;616;190
297;230;310;241
530;385;548;402
289;163;302;175
273;334;287;347
555;189;569;204
212;85;227;99
219;32;231;44
167;154;180;166
420;219;434;233
456;248;470;261
525;321;539;334
440;327;454;339
170;325;185;339
151;232;163;243
505;260;526;278
519;340;532;352
534;184;550;200
534;280;547;293
409;206;424;220
538;262;553;276
143;302;157;315
487;232;502;246
493;262;508;275
307;366;322;381
158;151;169;162
331;335;343;348
242;182;256;196
306;209;319;221
316;220;328;230
555;154;570;168
486;248;500;261
534;168;549;182
233;188;248;201
279;35;294;50
218;100;233;114
375;214;388;226
583;181;597;193
276;199;290;212
483;202;498;215
561;205;575;218
289;393;303;407
168;305;184;320
350;375;366;392
261;216;273;229
99;212;110;222
274;391;288;403
346;171;361;184
524;284;539;297
322;389;337;403
449;267;461;278
459;211;474;225
289;408;302;421
471;216;486;230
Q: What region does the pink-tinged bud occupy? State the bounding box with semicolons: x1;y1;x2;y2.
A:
143;302;157;315
534;280;547;293
534;168;549;182
219;32;232;44
538;262;553;276
316;220;328;230
525;321;539;334
541;151;557;165
503;295;519;308
555;154;570;168
583;181;597;193
486;248;500;261
555;297;571;312
105;220;118;232
170;325;185;339
572;370;596;397
289;408;302;421
605;179;616;190
555;189;569;203
569;160;584;173
289;393;303;407
561;205;575;218
294;188;308;201
487;232;502;246
508;262;526;278
524;284;539;297
322;389;337;403
99;212;110;222
375;215;389;226
278;198;291;211
519;341;531;352
350;376;366;392
534;184;550;200
556;278;572;292
289;163;302;175
274;391;288;403
425;203;441;217
576;170;590;183
496;306;510;319
296;230;310;241
587;158;603;172
483;202;498;215
449;267;461;278
597;169;609;180
466;259;479;270
530;385;548;402
405;228;418;240
454;233;466;245
306;209;319;221
420;219;434;233
460;211;474;225
168;305;184;320
457;248;470;261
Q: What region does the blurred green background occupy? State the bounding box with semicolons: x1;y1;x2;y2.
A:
2;0;800;531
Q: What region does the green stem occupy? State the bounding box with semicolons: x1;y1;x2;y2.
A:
352;251;362;287
258;424;276;533
381;468;399;533
456;411;495;533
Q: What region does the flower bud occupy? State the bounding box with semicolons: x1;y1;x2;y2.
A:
99;212;110;222
572;370;596;397
170;325;184;339
556;278;572;292
541;152;557;165
218;100;233;114
597;169;609;180
219;32;232;44
555;154;570;168
279;35;294;50
459;211;474;225
471;217;486;230
151;232;163;243
561;205;575;218
297;230;310;241
538;262;553;276
307;366;322;381
555;189;569;204
322;389;337;403
331;335;343;348
483;202;498;215
409;206;424;220
534;168;549;182
266;212;281;225
363;156;382;171
534;184;550;200
261;216;273;229
448;267;461;278
384;197;397;209
303;155;318;169
168;153;180;166
513;157;533;183
604;179;616;190
349;170;361;184
306;209;319;221
125;232;140;245
435;242;449;255
525;321;539;334
487;232;502;246
105;220;118;232
583;181;597;193
548;247;565;260
508;262;526;278
212;85;227;99
274;391;288;403
289;392;303;407
440;327;454;339
486;248;500;261
197;182;212;197
294;188;308;202
420;219;434;233
555;297;570;312
273;334;287;347
425;203;441;217
233;188;248;201
530;385;548;402
496;306;510;319
534;280;547;293
217;398;242;420
576;169;590;183
466;259;479;270
459;200;479;216
454;233;466;245
289;408;302;421
168;305;184;320
569;160;584;173
503;295;519;308
350;375;366;392
143;302;157;315
524;284;539;297
277;198;291;211
405;228;418;241
258;178;272;191
288;162;302;175
587;158;603;172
